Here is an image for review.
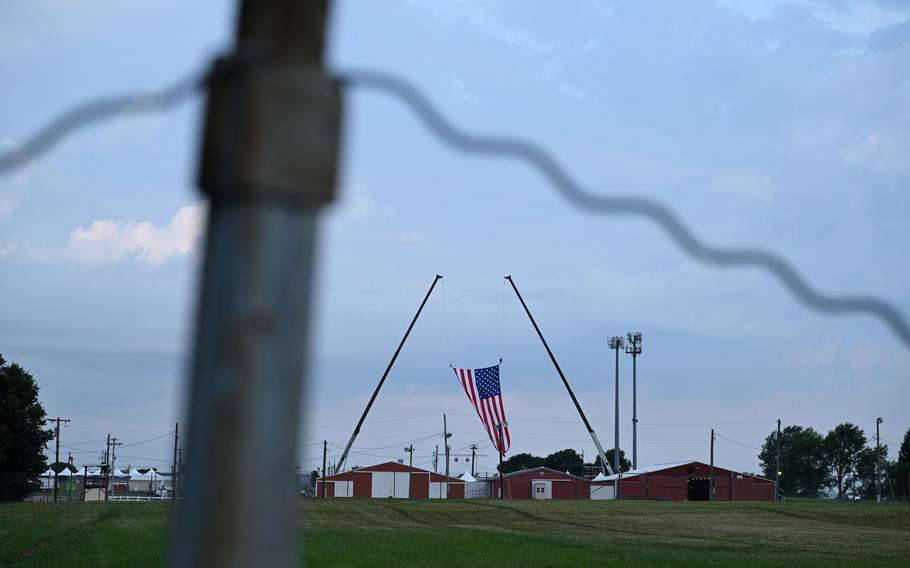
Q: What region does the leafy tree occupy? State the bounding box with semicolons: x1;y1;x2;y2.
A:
0;355;54;501
855;445;889;500
888;428;910;500
592;449;631;473
758;425;828;497
499;452;544;474
543;449;584;476
824;422;866;499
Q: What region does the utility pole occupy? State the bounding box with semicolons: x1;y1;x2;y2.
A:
110;437;122;497
495;424;504;499
876;417;883;503
625;332;642;470
321;440;327;499
50;417;70;502
443;414;452;498
404;445;414;469
171;2;340;567
172;422;179;500
710;428;715;502
608;336;624;473
469;444;478;477
775;418;781;502
104;434;111;502
433;445;438;473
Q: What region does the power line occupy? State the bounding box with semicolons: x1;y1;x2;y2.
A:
339;68;910;348
0;66;203;174
119;431;175;449
715;432;763;451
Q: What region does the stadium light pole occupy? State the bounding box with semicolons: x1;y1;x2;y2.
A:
625;332;642;470
608;336;624;473
876;417;883;503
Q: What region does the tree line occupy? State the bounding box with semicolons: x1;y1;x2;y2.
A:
498;448;631;476
758;422;910;500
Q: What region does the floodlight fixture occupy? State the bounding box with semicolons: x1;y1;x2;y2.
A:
608;336;624;350
625;331;642;355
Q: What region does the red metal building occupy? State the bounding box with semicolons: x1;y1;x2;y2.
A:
602;460;775;501
492;467;591;500
316;461;465;499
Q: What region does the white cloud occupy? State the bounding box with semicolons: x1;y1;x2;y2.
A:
66;201;207;265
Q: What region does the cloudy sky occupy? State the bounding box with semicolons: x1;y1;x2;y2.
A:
1;0;908;476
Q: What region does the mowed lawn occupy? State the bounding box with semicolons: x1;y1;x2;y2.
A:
1;499;908;567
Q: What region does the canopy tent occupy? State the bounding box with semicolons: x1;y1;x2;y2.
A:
592;472;608;482
459;471;477;482
57;468;76;477
130;468;165;480
41;468;56;478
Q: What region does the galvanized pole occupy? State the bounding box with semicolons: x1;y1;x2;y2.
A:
626;332;641;471
171;2;340;567
608;337;624;473
632;353;637;470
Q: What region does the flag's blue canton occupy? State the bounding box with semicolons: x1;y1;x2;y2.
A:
474;365;501;400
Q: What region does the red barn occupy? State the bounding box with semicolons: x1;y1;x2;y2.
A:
492;467;591;500
602;460;775;501
316;462;465;499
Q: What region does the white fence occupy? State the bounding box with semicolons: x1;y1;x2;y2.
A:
108;495;170;502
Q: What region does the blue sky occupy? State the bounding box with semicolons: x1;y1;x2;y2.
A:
1;0;908;475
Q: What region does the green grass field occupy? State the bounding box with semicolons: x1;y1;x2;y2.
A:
1;499;908;567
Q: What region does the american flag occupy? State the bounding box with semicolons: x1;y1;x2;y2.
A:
453;365;510;455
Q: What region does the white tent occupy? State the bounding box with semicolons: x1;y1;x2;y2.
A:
86;467;103;476
459;471;477;482
57;468;75;477
592;472;608;482
129;468;149;480
40;469;55;490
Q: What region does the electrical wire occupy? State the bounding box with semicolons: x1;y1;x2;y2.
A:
339;68;910;348
0;65;204;174
119;431;175;449
715;432;763;451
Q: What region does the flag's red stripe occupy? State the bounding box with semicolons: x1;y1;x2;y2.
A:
497;395;511;450
489;398;506;453
465;369;482;421
479;394;495;446
485;398;503;454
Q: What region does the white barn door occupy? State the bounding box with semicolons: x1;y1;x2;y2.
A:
334;481;353;498
394;472;410;498
428;482;447;499
371;472;395;498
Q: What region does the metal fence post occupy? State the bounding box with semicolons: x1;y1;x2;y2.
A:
171;2;340;567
